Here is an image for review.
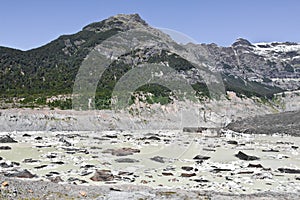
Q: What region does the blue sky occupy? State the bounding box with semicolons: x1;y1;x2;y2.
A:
1;0;300;50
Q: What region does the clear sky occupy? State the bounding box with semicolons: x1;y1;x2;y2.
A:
1;0;300;50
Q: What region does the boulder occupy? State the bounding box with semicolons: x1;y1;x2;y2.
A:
193;155;210;160
115;158;139;163
278;168;300;174
5;169;36;178
150;156;165;163
235;151;259;161
103;148;140;156
90;170;114;182
0;135;17;143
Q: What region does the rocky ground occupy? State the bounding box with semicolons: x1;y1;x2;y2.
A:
227;110;300;136
0;129;299;199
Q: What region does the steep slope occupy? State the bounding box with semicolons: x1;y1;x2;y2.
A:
185;38;300;92
226;110;300;136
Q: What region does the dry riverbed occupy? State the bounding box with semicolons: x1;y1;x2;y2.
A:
0;130;299;199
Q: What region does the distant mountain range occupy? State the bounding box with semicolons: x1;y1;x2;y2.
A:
1;14;299;109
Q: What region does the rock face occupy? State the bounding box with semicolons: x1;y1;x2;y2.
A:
185;38;300;91
227;110;300;136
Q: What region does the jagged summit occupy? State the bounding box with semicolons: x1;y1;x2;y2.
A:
232;38;253;47
83;13;148;32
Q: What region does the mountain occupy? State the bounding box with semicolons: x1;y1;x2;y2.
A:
0;14;299;109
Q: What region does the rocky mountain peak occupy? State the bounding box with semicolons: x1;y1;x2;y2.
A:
232;38;253;47
83;13;148;32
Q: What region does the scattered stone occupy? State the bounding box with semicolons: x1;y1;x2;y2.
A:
51;161;65;165
193;155;210;160
150;156;165;163
237;171;254;174
35;145;52;148
34;165;48;169
277;154;289;159
168;178;179;182
118;171;133;176
140;180;148;184
162;172;174;176
115;158;139;163
103;147;140;156
163;166;176;171
104;135;118;139
0;162;13;168
193;179;209;183
252;172;273;179
79;191;87;197
81;164;95;169
1;181;9;187
0;135;17;143
49;176;63;183
211;168;232;173
90;170;114;182
80;171;93;176
247;163;264;168
109;187;122;191
202;148;216;152
56;133;80;139
0;146;12;150
48;171;60;175
180;173;196;177
46;154;57;159
68;177;80;183
235;151;259;161
278;168;300;174
62;147;89;154
59;138;72;146
23;158;39;163
183;127;207;133
276;141;293;145
227;140;238;145
262;149;280;152
181;166;194;171
12;161;20;166
142;136;161;141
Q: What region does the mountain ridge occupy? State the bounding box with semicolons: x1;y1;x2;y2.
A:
0;14;299;109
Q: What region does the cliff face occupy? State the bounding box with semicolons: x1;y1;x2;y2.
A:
186;38;300;91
